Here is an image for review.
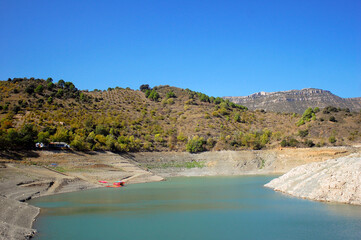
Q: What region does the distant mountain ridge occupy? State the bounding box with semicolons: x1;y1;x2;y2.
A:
224;88;361;114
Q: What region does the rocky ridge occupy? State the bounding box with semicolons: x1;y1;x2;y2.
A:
265;153;361;205
224;88;361;114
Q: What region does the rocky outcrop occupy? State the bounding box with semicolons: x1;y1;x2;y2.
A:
265;153;361;205
224;88;361;114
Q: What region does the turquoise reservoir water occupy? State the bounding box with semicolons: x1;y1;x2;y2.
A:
30;176;361;240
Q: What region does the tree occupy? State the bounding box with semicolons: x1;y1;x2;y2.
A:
25;84;35;94
51;127;69;142
65;82;76;91
297;107;315;126
46;78;53;83
57;79;65;88
71;135;88;151
47;82;54;90
140;84;150;92
19;124;38;149
37;131;50;144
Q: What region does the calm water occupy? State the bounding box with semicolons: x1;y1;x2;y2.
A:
30;176;361;240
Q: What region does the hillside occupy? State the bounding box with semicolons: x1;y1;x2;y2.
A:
0;78;360;153
224;88;361;114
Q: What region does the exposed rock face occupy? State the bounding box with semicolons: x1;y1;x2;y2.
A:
265;153;361;205
224;88;361;114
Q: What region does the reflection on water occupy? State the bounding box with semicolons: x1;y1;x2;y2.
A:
325;203;361;219
31;176;361;240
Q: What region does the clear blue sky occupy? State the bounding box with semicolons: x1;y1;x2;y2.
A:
0;0;360;98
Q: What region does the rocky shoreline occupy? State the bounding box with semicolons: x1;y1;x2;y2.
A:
0;146;359;239
265;153;361;205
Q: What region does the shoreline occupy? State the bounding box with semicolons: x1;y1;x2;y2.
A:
0;146;358;240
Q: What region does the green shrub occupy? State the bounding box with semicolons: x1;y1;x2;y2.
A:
177;132;187;142
186;136;205;153
35;85;44;94
297;108;316;126
37;131;50;144
234;113;241;122
166;90;176;99
148;90;160;101
280;138;298;147
298;129;309;138
71;135;89;151
329;136;336;144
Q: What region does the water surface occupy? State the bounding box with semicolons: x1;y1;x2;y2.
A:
31;176;361;240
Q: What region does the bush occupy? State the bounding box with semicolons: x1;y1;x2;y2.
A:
148;90;160;101
56;89;64;98
25;85;35;94
186;136;205;153
329;116;337;122
166;90;176;99
329;136;336;144
304;139;315;147
280;138;299;147
298;129;309;138
47;97;53;104
35;85;44;94
177;132;187;142
234;113;241;122
323;106;338;114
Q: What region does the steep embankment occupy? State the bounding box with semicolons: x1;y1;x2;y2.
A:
130;147;355;177
265;153;361;205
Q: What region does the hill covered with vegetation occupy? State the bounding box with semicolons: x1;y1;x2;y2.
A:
0;78;360;153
